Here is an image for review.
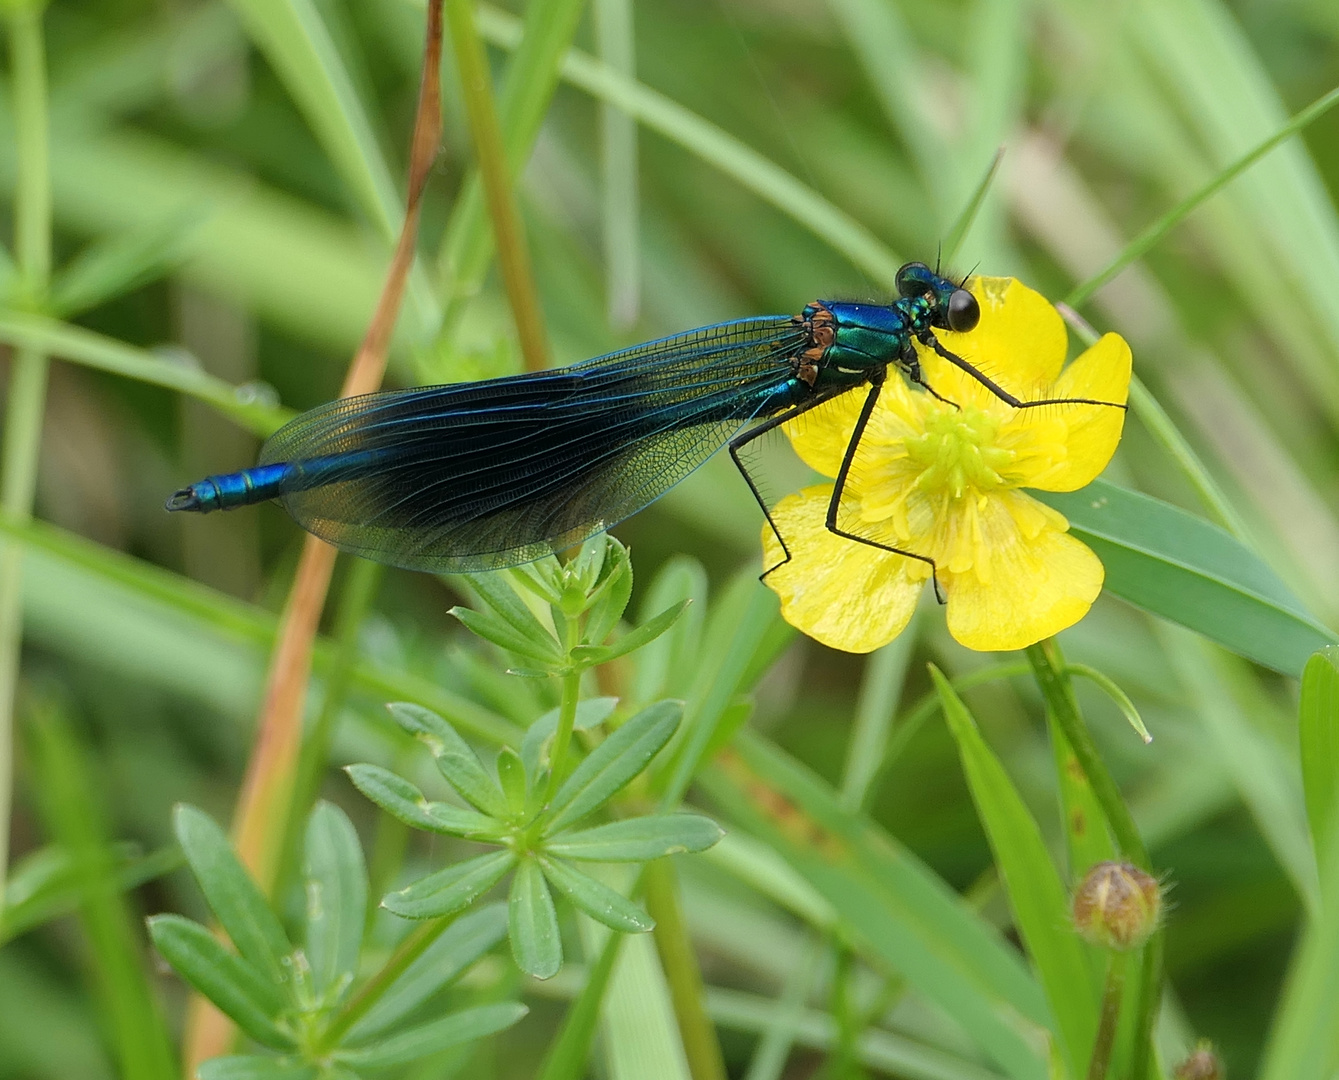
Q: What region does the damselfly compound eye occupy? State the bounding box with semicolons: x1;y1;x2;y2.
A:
947;288;980;332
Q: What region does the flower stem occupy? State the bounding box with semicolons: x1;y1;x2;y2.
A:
1026;640;1163;1080
0;0;51;910
645;858;728;1080
1086;952;1127;1080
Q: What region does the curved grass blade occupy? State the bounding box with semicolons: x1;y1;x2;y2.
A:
1300;646;1339;879
1036;480;1337;676
931;667;1101;1079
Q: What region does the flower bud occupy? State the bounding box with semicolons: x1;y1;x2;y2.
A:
1172;1041;1222;1080
1072;861;1162;950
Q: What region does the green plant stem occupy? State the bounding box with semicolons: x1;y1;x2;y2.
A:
1086;952;1127;1080
839;634;914;814
644;858;728;1080
320;913;456;1050
1063;83;1339;311
443;0;549;372
0;0;51;909
544;662;583;806
1026;640;1162;1080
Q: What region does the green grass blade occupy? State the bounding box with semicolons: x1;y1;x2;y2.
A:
1036;480;1338;676
0;310;290;436
930;667;1101;1078
1064;83;1339;311
26;699;176;1080
594;0;639;328
701;733;1051;1080
2;514;520;745
224;0;401;242
475;5;905;290
1300;646;1339;879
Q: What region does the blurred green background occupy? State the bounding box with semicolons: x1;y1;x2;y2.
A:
3;0;1339;1075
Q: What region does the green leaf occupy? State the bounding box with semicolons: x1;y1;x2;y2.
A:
546;814;724;861
198;1057;317;1080
387;703;512;819
347;902;509;1041
458;569;560;648
303;802;367;998
521;696;619;782
540;856;654;933
344;764;501;838
509;858;562;978
382;850;515;920
497;746;528;816
629;556;708;707
544;701;682;834
1300;646;1339;878
931;667;1101;1079
337;1003;528;1069
1036;480;1337;676
569;600;688;668
700;732;1050;1080
583;542;634;647
450;605;565;666
49;215;199;316
147;915;291;1050
172;805;294;990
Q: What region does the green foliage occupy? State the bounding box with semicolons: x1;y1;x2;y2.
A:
149;803;526;1077
349;540;722;977
4;0;1339;1077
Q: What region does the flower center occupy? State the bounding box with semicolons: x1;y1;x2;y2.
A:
904;406;1014;500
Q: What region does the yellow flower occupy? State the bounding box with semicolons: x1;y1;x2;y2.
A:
762;276;1131;653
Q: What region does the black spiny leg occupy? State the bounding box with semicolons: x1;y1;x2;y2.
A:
919;331;1128;410
823;370;946;604
902;342;960;409
729;388;850;579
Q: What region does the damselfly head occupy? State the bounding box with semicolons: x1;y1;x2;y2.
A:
894;262;979;333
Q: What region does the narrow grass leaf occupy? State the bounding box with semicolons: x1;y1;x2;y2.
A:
597;929;693;1080
570;599;688;667
0;843;180;945
544;701;682;834
303;802;367;998
510;858;562;978
536;914;630;1080
198;1057;317;1080
450;605;565;666
1037;480;1337;676
344;764;501;838
701;733;1050;1080
547;815;723;861
147;915;290;1049
173;805;293;989
338;1003;527;1068
387;702;512;818
630;556;708;706
931;667;1101;1078
1299;646;1339;878
383;850;515;919
541;856;653;933
25;702;176;1080
347;902;509;1041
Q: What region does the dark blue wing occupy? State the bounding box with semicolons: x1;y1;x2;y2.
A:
258;317;809;572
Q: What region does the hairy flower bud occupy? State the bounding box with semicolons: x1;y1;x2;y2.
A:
1072;861;1162;950
1173;1041;1222;1080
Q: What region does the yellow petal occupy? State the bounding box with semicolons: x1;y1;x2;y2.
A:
1042;333;1132;491
782;391;866;479
996;332;1132;491
943;492;1103;651
762;484;924;653
922;277;1069;410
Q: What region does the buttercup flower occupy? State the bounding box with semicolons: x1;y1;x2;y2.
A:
762;276;1131;653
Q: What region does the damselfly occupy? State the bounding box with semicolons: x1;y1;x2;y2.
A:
166;263;1122;578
